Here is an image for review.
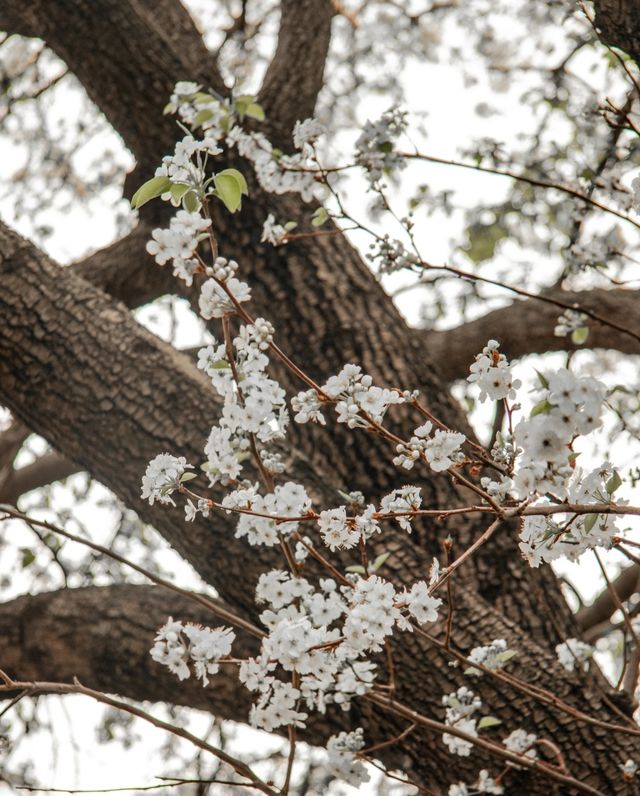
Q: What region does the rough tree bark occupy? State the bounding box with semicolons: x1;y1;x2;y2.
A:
1;1;640;792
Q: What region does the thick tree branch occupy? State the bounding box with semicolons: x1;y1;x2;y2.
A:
0;0;226;174
577;564;640;635
0;451;77;504
257;0;335;150
594;0;640;67
0;585;257;714
421;288;640;383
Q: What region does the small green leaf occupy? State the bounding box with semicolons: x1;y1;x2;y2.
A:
170;183;190;203
345;565;366;574
478;716;502;730
193;108;214;128
219;168;248;196
464;666;482;676
214;169;248;213
21;548;36;568
606;470;622;495
534;369;549;390
583;513;599;533
131;176;172;209
530;399;553;417
311;206;329;227
234;95;264;120
496;649;517;663
284;221;298;231
245;102;265;121
571;326;589;345
180;472;198;483
183;191;201;213
371;552;391;572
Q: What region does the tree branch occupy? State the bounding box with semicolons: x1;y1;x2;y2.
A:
0;585;256;713
0;0;226;173
421;288;640;383
594;0;640;67
0;451;78;504
577;564;640;635
257;0;335;150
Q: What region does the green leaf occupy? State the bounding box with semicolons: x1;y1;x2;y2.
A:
606;470;622;495
311;206;329;227
234;95;264;120
131;176;172;209
345;565;366;574
371;552;391;572
464;666;482;676
21;548;36;568
571;326;589;345
496;649;517;663
193;108;214;128
245;102;265;121
461;220;508;264
478;716;502;730
530;399;553;417
583;513;599;533
170;183;190;203
534;369;549;389
214;169;248;213
180;472;198;483
183;191;201;213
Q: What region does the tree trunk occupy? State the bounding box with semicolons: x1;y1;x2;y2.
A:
1;1;640;792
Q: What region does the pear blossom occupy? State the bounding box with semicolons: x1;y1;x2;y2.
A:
326;729;370;787
556;638;593;672
150;618;235;686
141;454;192;506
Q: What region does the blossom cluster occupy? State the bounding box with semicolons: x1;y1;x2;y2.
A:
468;339;521;403
137;84;634;790
466;638;516;676
317;484;429;551
293;363;405;428
146;210;211;286
513;368;606;499
141;454;192;506
355;106;408;184
326;729;370;787
519;462;625;566
393;420;465;472
196;317;287;491
442;686;482;756
150;617;234;686
239;571;439;732
555;637;594;672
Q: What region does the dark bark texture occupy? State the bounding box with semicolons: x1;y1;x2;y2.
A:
1;0;640;792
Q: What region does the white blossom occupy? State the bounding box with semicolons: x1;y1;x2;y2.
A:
261;213;287;246
150;618;234;686
556;638;593;672
141;454;192;506
468;340;521;402
326;729;370;787
199;277;251;318
293;117;325;150
402;581;442;624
